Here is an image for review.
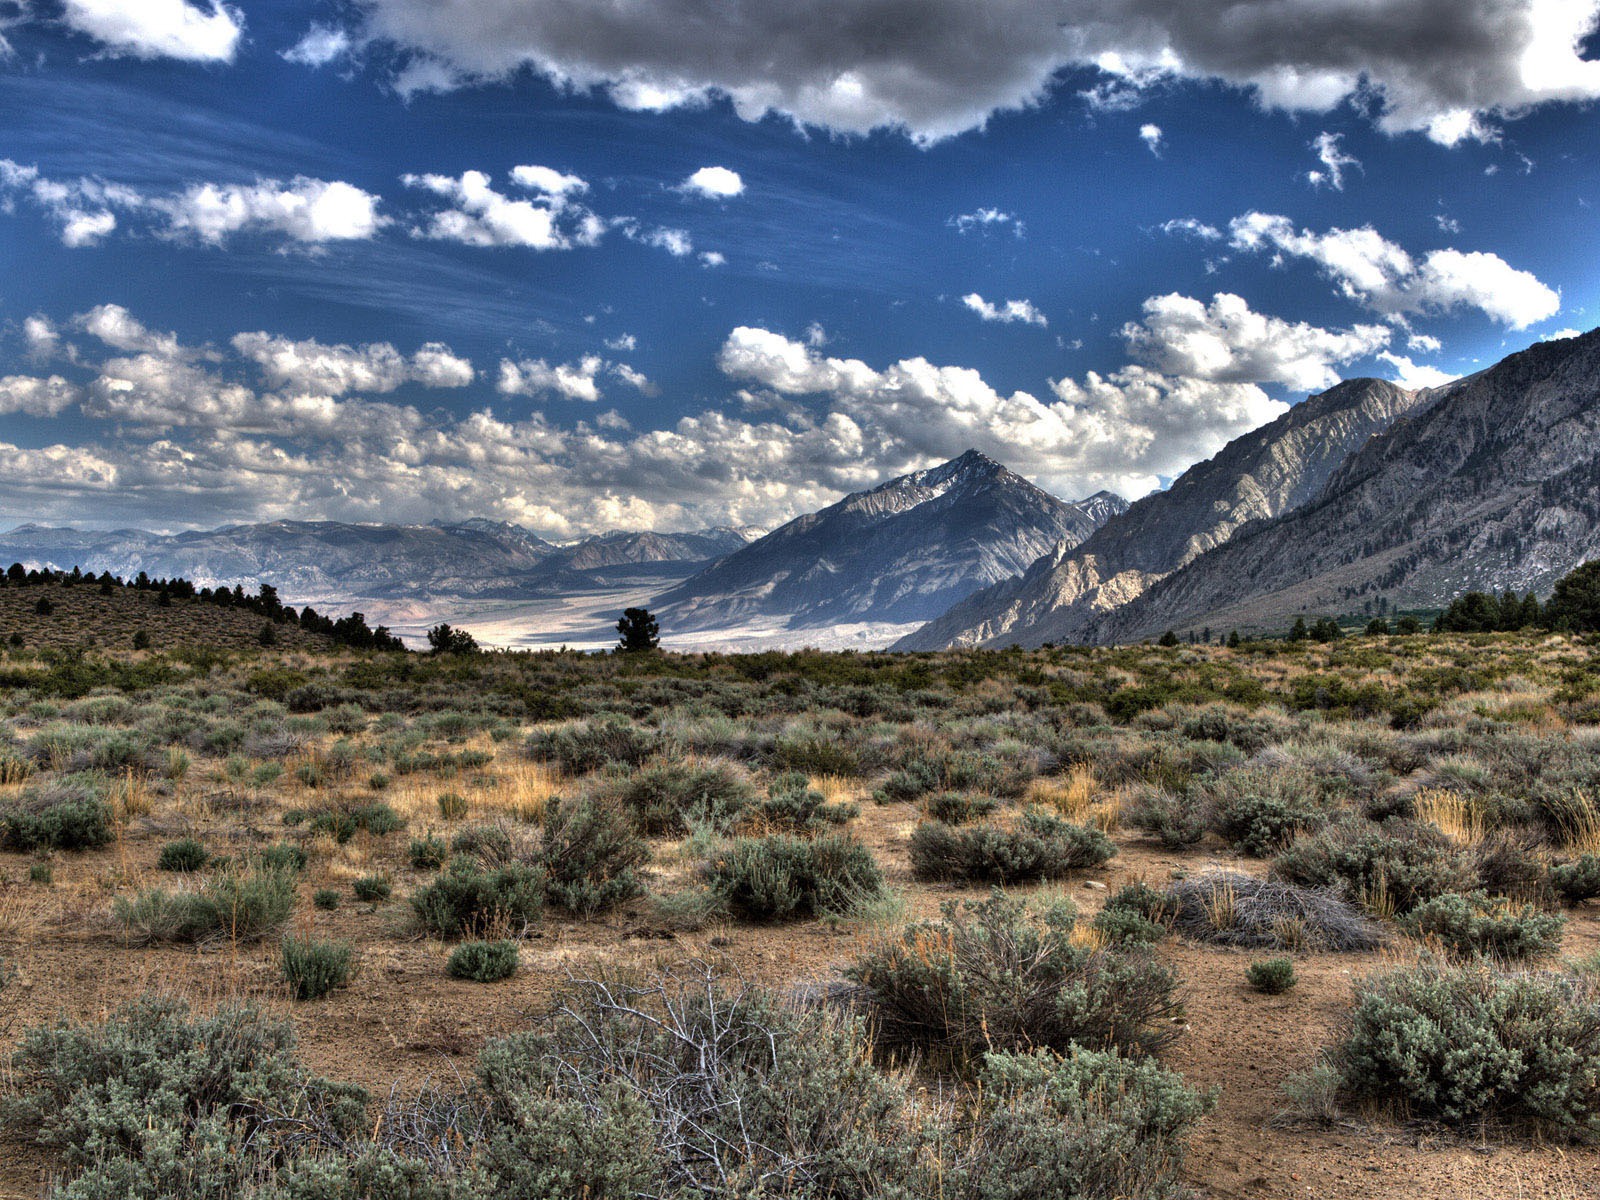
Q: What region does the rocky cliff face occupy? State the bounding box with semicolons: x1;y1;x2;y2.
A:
1090;329;1600;642
895;376;1443;649
651;450;1125;631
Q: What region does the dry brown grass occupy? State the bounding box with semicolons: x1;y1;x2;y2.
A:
1029;765;1124;831
1414;788;1485;847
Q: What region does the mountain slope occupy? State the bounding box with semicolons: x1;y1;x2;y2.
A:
1090;328;1600;642
895;376;1445;650
651;450;1125;631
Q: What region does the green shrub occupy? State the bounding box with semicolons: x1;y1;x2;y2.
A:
352;873;392;903
704;832;884;922
449;822;516;864
1092;905;1169;945
114;866;297;944
281;935;354;1000
749;771;857;831
1126;788;1207;848
525;718;660;774
29;861;53;885
603;760;752;835
540;796;647;915
156;837;208;873
1551;854;1600;905
924;790;999;825
1273;820;1475;914
1247;957;1297;994
1204;768;1331;856
846;892;1181;1071
1402;890;1565;961
0;783;113;852
313;888;340;911
408;834;447;870
946;1047;1214;1200
7;996;365;1198
409;858;545;938
908;809;1114;884
258;842;309;872
306;802;405;843
446;939;519;982
436;792;468;820
1324;962;1600;1138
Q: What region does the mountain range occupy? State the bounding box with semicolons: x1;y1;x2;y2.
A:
650;450;1126;633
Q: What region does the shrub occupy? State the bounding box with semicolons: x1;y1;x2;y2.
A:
29;862;52;885
1126;788;1207;848
447;939;519;982
156;837;208;873
1323;962;1600;1138
281;935;354;1000
409;858;545;938
925;790;1000;825
313;888;340;911
258;842;309;872
747;771;857;831
1166;871;1382;951
115;866;297;944
436;792;469;820
1273;819;1476;914
306;802;405;843
7;996;365;1199
1402;890;1565;961
1247;957;1297;994
525;717;660;774
0;783;113;853
540;796;648;915
449;822;516;865
704;832;883;922
908;809;1114;884
408;834;447;870
846;892;1181;1071
1204;768;1331;856
1092;905;1169;945
352;873;393;903
946;1047;1214;1200
1551;854;1600;905
603;760;752;835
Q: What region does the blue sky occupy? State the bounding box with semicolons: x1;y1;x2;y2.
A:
0;0;1597;535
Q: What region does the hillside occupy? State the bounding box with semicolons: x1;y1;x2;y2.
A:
896;376;1446;649
651;450;1126;632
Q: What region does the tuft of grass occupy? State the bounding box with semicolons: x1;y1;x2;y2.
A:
1247;957;1297;994
280;934;353;1000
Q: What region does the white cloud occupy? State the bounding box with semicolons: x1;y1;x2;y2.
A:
611;363;658;395
1541;328;1583;342
1378;352;1458;389
356;0;1600;145
1121;292;1391;391
1407;332;1443;353
0;375;81;417
497;355;607;402
605;334;638;352
1228;212;1561;329
700;250;726;267
61;0;242;63
23;316;62;359
231;333;473;394
682;166;744;198
283;24;352;67
962;293;1048;327
1306;131;1359;189
77;305;183;356
951;207;1023;236
1160;216;1222;241
1139;123;1163;154
403;168;602;250
157;177;385;244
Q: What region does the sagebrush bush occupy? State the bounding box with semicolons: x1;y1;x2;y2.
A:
1402;890;1565;961
257;842;308;872
1272;819;1476;914
525;717;660;774
925;790;1000;825
704;832;883;921
1323;962;1600;1138
1551;854;1600;905
0;781;113;852
749;771;857;831
409;857;545;937
1203;767;1332;856
846;892;1181;1071
352;873;393;902
908;809;1114;884
156;837;208;873
281;935;354;999
1246;957;1297;994
408;834;447;870
602;759;752;835
1126;788;1207;848
540;796;647;915
313;888;340;911
446;939;519;982
115;866;297;944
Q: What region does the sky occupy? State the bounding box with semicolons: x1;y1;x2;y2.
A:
0;0;1597;537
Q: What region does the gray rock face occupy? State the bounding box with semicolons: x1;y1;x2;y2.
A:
651;450;1125;631
1091;328;1600;642
895;376;1443;650
0;520;756;604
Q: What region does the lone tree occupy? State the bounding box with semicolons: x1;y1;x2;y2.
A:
616;607;660;653
426;623;479;655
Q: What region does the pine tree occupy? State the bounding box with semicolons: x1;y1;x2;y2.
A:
617;608;661;652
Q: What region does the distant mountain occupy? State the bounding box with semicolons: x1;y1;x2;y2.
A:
0;520;757;605
896;375;1446;650
651;450;1126;632
1088;328;1600;642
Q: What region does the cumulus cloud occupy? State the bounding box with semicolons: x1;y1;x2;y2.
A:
951;207;1023;236
1306;131;1359;190
1139;123;1163;154
231;333;473;394
1228;212;1561;329
497;355;607;402
283;24;353;67
77;305;183;356
0;159;137;248
699;250;726;267
962;293;1048;327
403;168;603;249
23;316;62;359
1121;293;1391;391
0;375;82;417
682;166;744;198
604;333;638;352
1378;352;1458;389
354;0;1600;145
61;0;242;63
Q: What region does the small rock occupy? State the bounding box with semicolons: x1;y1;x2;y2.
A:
1083;880;1108;891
